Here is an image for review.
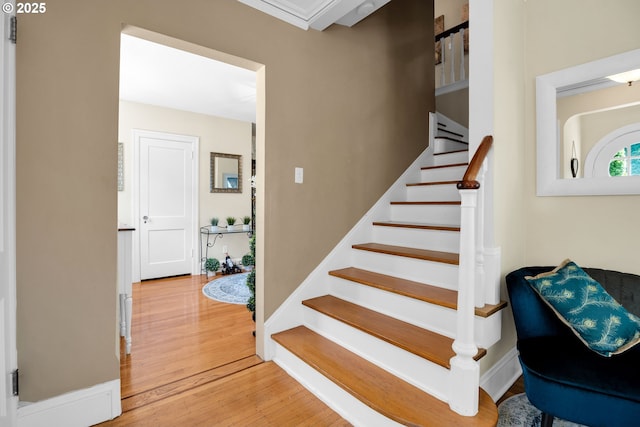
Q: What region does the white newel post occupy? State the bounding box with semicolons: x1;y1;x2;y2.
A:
449;189;480;416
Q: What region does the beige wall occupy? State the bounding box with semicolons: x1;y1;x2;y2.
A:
118;101;253;263
523;0;640;274
16;0;433;401
482;0;640;371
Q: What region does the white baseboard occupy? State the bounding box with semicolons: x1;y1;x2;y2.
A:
17;379;121;427
479;346;522;402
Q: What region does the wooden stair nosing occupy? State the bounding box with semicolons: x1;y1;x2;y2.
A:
406;180;459;187
436;127;465;138
353;242;460;265
302;295;487;368
421;162;468;171
329;267;507;318
372;221;460;232
390;200;461;206
434;148;468;156
436;135;469;145
272;326;498;427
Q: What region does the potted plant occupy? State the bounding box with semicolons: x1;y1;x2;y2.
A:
241;253;254;271
210;217;219;233
242;216;251;231
246;235;256;322
226;216;237;231
205;258;220;277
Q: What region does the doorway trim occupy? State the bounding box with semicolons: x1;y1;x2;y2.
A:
132;129;200;283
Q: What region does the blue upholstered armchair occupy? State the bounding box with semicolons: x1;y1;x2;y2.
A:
506;266;640;427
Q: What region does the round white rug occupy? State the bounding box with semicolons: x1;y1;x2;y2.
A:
202;273;250;305
498;394;586;427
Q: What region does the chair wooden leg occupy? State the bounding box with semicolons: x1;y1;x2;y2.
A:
541;412;554;427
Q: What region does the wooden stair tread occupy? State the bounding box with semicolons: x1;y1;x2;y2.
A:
329;267;507;318
302;295;486;367
406;180;459;187
353;242;460;265
272;326;498;427
372;221;460;232
421;162;468;170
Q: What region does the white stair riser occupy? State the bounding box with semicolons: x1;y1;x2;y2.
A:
405;184;460;202
329;276;503;349
433;138;468;153
371;226;460;253
351;249;459;290
273;343;404;427
420;165;467;182
432;151;469;166
390;204;460;225
303;307;451;402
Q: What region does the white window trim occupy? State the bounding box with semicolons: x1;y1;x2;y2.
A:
584;123;640;178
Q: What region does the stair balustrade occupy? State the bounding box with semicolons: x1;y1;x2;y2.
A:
449;135;493;416
436;20;469;93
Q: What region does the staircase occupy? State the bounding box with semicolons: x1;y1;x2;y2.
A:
266;113;506;426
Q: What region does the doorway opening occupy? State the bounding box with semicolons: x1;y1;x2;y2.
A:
117;26;265;409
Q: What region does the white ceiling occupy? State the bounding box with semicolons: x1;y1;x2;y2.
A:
119;34;257;123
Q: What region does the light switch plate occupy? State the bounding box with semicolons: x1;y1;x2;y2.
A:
295;167;303;184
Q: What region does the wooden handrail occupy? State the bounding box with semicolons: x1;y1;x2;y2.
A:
457;135;493;190
435;20;469;43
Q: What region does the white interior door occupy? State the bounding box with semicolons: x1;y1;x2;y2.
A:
136;130;197;280
0;4;18;425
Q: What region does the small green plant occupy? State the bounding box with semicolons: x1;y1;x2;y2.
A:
242;254;254;266
210;217;219;226
226;216;236;226
205;258;220;272
242;216;251;225
246;235;256;316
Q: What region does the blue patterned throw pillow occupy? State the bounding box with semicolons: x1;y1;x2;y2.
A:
526;259;640;357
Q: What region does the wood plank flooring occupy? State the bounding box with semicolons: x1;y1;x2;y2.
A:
98;273;524;426
99;273;348;426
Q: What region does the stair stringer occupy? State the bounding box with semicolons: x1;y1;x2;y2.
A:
263;144;434;360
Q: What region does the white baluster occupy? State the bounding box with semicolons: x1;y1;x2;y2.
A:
460;28;466;81
449;34;455;84
440;37;446;87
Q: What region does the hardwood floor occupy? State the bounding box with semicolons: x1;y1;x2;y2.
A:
98;273;524;426
99;273;347;426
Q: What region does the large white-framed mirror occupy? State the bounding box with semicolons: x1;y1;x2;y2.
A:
536;48;640;196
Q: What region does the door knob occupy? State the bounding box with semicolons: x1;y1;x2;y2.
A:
143;215;149;224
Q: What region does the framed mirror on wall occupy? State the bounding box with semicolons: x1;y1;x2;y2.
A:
536;48;640;196
210;152;242;193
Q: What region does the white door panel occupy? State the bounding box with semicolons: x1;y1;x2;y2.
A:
138;132;197;280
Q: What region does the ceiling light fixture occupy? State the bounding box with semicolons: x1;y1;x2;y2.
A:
607;68;640;86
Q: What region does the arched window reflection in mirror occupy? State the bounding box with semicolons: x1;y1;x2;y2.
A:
536;48;640;196
210;152;242;193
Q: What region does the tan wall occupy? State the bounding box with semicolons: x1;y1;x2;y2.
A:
16;0;434;401
118;101;253;263
523;0;640;274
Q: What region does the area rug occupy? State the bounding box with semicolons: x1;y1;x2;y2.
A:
498;393;586;427
202;273;250;305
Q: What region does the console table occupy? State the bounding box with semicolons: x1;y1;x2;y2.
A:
199;226;252;274
117;224;134;355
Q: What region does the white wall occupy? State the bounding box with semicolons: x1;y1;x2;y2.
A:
118;100;253;265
